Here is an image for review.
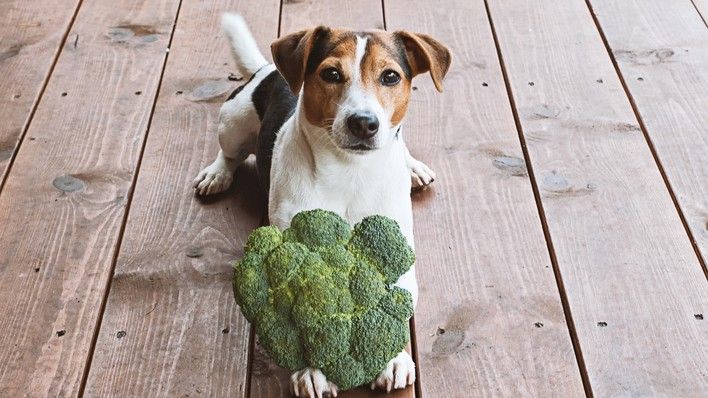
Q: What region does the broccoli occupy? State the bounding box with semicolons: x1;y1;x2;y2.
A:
232;209;414;390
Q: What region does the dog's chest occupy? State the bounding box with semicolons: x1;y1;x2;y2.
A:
268;130;411;232
314;164;405;220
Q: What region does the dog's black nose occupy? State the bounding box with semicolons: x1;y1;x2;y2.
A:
346;113;379;139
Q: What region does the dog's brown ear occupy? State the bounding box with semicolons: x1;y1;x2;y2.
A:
395;31;451;92
271;26;330;94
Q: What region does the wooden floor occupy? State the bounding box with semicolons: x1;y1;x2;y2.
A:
0;0;706;396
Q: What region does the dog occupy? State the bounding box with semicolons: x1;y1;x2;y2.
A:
193;13;450;397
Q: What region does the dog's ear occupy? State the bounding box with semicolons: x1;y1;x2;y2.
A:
271;26;330;94
395;31;451;92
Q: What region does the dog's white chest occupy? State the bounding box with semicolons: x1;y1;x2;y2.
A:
268;120;412;238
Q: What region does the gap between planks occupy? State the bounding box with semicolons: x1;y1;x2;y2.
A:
0;0;86;197
76;0;186;395
482;0;594;396
690;0;708;27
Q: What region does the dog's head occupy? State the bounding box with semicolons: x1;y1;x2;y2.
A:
271;28;451;153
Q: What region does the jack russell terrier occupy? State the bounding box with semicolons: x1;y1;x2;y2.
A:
193;13;450;397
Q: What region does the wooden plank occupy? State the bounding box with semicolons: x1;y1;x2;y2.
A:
277;0;385;31
587;0;708;273
0;0;82;184
385;1;586;396
692;0;708;25
249;2;415;397
0;0;180;396
82;0;280;396
486;0;708;395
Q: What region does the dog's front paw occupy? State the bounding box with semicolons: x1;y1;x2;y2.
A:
408;158;436;189
371;351;416;392
192;162;233;196
290;367;338;398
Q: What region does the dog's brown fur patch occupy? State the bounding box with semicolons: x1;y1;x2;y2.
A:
360;32;412;126
302;29;356;128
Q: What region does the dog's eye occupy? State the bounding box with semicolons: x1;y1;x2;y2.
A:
320;67;343;83
380;70;401;86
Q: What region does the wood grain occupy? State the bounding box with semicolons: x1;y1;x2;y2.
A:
0;0;82;184
82;0;280;396
278;0;386;33
587;0;708;272
0;0;180;395
487;0;708;395
385;0;586;396
692;0;708;25
250;1;415;397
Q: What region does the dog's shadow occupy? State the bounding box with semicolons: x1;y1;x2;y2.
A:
193;160;268;222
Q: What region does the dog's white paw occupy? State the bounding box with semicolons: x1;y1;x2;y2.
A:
408;158;436;189
192;162;233;196
290;368;338;398
371;351;416;392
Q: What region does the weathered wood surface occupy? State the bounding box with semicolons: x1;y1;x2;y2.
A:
1;0;706;396
0;0;82;184
278;0;386;32
692;0;708;25
83;0;280;396
487;0;708;395
385;0;586;396
249;1;415;397
0;0;180;395
588;0;708;273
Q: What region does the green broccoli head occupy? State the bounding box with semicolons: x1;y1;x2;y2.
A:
232;210;415;390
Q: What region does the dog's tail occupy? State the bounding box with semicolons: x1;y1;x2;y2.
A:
221;13;269;79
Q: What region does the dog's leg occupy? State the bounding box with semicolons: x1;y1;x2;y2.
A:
193;94;259;195
371;351;416;392
404;144;436;189
290;368;338;398
369;200;417;392
373;253;417;393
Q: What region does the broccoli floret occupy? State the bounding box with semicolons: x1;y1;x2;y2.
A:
348;215;415;284
351;306;410;381
256;307;306;370
232;209;415;391
283;209;351;249
379;286;414;321
233;252;268;322
245;225;283;256
349;259;387;308
322;354;366;389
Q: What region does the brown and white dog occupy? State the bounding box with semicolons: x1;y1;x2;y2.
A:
193;14;450;397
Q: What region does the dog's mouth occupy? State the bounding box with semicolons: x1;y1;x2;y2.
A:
344;143;375;152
